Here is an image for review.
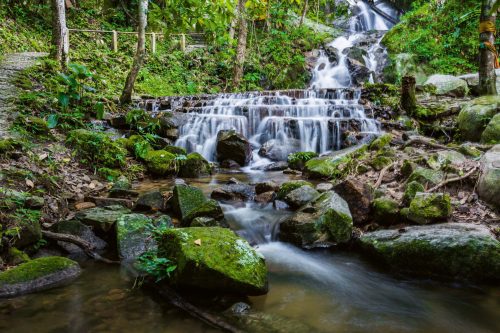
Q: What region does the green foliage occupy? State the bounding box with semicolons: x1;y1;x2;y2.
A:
136;251;176;282
287;151;318;170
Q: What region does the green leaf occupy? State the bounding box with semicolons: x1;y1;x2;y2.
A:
47;114;59;129
57;93;70;108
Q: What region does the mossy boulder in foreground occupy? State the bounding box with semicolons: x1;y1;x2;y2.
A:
477;145;500;210
457;96;500;142
405;192;451;225
158;227;268;295
481;113;500;144
358;223;500;282
170;185;206;220
0;257;81;298
280;191;353;248
178;152;211;178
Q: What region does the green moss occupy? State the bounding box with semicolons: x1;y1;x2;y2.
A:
171;185;207;220
369;134;392;151
0;257;77;285
182;199;223;227
407;167;444;187
287;151;318;170
403;181;425;205
158;227;267;295
373;197;400;225
458;144;482;158
363;83;400;109
370;156;393;171
457;99;499;142
164;146;187;155
144;150;177;176
277;180;313;199
406;192;451;224
97;167;122;181
7;247;30;264
481;113;500;144
0;139;22;154
66;129;127;168
178;152;211;178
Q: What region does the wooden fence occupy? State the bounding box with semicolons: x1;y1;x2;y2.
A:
67;29;205;53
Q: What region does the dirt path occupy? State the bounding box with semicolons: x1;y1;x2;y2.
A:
0;52;47;138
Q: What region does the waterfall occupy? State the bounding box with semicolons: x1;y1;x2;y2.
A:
171;1;399;164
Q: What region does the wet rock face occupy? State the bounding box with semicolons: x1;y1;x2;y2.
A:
0;257;81;298
358;223;500;282
216;130;252;166
283;185;320;209
477;145;500;210
258;139;301;161
135;190;167;212
157;227;268;296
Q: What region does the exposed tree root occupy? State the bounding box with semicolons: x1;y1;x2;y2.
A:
41;230;119;264
403;136;494;152
427;165;480;192
374;162;397;189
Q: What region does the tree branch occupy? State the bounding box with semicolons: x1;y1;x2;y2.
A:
427;165;480;192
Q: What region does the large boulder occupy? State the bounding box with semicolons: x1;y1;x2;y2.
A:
477;145;500;210
75;205;131;234
258;139;301;161
457;95;500;142
481;113;500;144
358;223;500;282
170;185;206;221
157;227;268;295
279;191;353;248
211;183;255;202
216;130;252;166
333;179;373;225
116;214;157;261
0;257;81;297
178;153;212;178
135;190;166;211
283;185;320;209
423;74;468;97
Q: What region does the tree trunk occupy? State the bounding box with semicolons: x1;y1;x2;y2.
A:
232;0;248;88
300;0;309;26
51;0;69;68
120;0;148;105
478;0;498;96
401;75;417;115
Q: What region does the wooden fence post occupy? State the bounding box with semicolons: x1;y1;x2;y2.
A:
112;30;118;52
151;32;156;53
180;34;186;52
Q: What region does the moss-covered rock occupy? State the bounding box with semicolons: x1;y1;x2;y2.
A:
477;145;500;210
135;190;166;211
426;150;467;171
457;96;500;142
276;180;313;200
481;113;500;144
0;256;81;297
458;144;482;158
164;146;187;155
170;185;206;220
7;248;30;265
358;223;500;282
403;181;425;205
423;75;468;97
75;205;131;233
157;227;268;295
405;192;451;225
0;188;44;209
14;116;51;137
370;156;393;171
66;129;127;168
182;199;225;227
144;150;177;176
116;214;156;260
287;151;318;170
178;153;211;178
280;191;353;248
283;185;319;209
372;197;400;225
304;145;367;179
407;167;444;187
369;134;392;151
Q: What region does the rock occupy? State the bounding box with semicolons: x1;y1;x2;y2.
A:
369;133;392;151
75;205;131;233
403;181;425;205
88;196;135;209
170;185;206;220
426;150;467;171
423;74;468;97
216;130;252;166
405;192;451;225
304;145;366;179
457;95;500;141
407;167;444;187
372;197;400;225
276;180;313;200
74;202;96;210
220;159;241;169
56;219;106;256
191;217;218;227
157;227;268;295
347;58;371;85
316;183;334;193
211;183;255;202
358;223;500;281
144;150;177;176
284;186;320;209
109;176;138;199
163;145;186;155
258;139;301;161
135;190;166;211
262;161;288;171
279;191;353;248
481;113;500;144
112;175;131;190
182;199;225;227
255;181;279;195
333;179;373;225
273;200;289;210
116;214;156;260
255;191;275;204
477;145;500;209
12;217;42;249
178;153;211;178
0;257;81;298
458;143;482;158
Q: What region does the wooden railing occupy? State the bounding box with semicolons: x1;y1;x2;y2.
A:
67;29;205;53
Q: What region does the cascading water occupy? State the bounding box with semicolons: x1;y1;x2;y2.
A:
173;1;399;164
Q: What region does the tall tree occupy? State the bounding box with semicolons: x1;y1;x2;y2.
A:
299;0;309;26
51;0;69;68
478;0;498;95
232;0;248;88
120;0;148;105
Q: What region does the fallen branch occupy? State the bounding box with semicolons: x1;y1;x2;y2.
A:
374;162;397;188
427;165;480;192
403;136;454;151
154;285;245;333
41;230;119;264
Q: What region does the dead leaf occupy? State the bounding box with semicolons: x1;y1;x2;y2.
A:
39;153;48;160
194;239;202;246
26;179;34;188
